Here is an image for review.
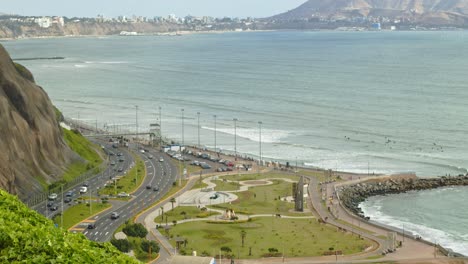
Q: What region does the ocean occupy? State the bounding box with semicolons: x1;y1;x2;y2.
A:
2;31;468;253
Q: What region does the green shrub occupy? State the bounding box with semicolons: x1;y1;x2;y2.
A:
140;240;160;254
111;238;132;253
123;223;148;238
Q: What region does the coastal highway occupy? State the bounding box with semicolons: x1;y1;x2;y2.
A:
82;148;178;242
32;144;134;220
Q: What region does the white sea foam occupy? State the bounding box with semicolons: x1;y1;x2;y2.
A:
84;61;129;64
201;126;289;143
360;202;468;256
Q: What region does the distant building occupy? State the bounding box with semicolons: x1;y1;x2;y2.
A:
371;23;381;30
35;17;52;28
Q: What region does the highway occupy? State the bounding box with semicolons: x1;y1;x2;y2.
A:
83;146;178;242
32;142;134;220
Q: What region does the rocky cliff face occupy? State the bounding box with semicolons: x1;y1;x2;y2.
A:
0;44;73;199
0;22;188;39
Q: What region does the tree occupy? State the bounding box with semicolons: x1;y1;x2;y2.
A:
240;230;246;247
170;198;176;210
122;223;148;238
110;238;132;253
221;246;232;253
140;240;160;254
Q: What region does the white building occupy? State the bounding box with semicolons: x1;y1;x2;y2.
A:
36;17;52;28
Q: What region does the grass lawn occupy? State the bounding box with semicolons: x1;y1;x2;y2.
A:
154;206;219;223
99;152;146;196
213;180;240;192
209;180;295;215
128;237;159;262
190;177;209;190
62;129;103;182
168;217;373;259
54;201;111;229
220;172;300;182
186;165;202;176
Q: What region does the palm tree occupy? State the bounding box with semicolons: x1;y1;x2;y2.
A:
240;230;246;247
170;198;176;210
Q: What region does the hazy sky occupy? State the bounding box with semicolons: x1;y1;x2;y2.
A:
1;0;307;18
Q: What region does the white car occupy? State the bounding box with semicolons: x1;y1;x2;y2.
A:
79;186;87;194
48;193;58;200
117;192;130;198
140;149;145;153
159;158;164;162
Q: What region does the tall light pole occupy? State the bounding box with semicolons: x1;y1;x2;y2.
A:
213;115;217;153
258;121;262;165
159;106;162;149
197;112;201;149
233;118;238;160
181;108;185;147
135;105;139;146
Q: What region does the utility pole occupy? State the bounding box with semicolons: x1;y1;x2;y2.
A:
135;105;139;146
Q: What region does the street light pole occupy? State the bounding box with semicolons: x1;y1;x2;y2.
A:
197;112;201;149
233;118;238;160
159;106;162;150
214;115;217;153
135;105;139;146
181;109;184;147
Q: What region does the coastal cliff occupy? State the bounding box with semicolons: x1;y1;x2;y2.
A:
0;21;188;39
339;175;468;217
0;44;74;198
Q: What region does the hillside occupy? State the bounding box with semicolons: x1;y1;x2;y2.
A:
0;189;138;263
270;0;468;25
0;44;74;198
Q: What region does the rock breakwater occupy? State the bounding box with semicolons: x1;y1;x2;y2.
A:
339;175;468;218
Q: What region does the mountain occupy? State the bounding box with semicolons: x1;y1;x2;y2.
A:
270;0;468;25
0;44;74;198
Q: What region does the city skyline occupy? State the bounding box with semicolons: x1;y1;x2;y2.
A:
1;0;307;18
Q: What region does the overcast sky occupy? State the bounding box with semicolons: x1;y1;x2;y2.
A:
1;0;307;18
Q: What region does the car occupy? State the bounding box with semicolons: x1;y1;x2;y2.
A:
117;167;123;172
217;168;224;172
109;152;115;156
209;193;219;200
200;163;211;169
47;201;54;207
111;212;119;219
110;161;116;166
153;187;159;192
148;155;153;159
112;144;118;148
117;152;123;156
146;185;151;190
140;149;145;153
50;205;59;211
82;182;89;187
48;193;58;200
65;191;74;197
159;158;164;162
87;223;96;229
79;186;87;194
117;192;129;198
64;197;72;203
119;158;125;162
226;167;233;171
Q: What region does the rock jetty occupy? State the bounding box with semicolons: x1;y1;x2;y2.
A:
339;175;468;218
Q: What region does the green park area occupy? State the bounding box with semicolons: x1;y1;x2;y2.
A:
53;201;111;229
219;171;300;182
99;152;146;196
154;206;219;223
209;179;296;215
213;180;240;191
168;217;373;259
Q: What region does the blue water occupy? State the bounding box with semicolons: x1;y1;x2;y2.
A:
3;31;468;253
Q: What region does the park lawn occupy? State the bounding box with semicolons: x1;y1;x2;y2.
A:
186;165;202;176
168;217;373;259
297;170;329;182
54;201;111;229
154;206;219;223
190;178;209;190
209;180;295;215
213;180;240;192
99;152;146;196
220;172;300;183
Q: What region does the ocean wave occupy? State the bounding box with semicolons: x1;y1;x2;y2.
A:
201;126;289;143
360;201;468;256
57;99;93;105
84;61;129;64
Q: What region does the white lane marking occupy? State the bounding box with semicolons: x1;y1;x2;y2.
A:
105;232;109;236
84;231;88;235
95;231;99;236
